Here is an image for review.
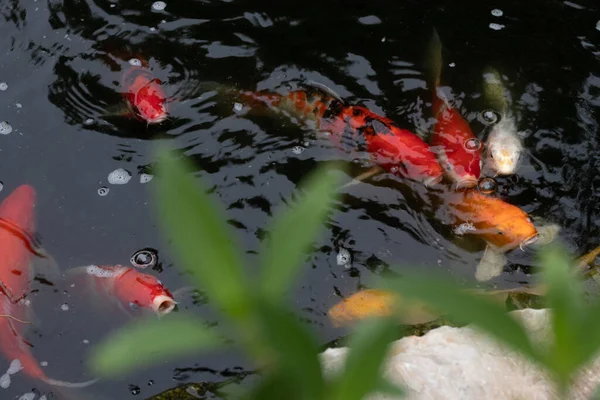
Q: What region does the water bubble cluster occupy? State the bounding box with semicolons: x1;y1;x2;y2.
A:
0;82;7;91
97;186;109;196
292;146;305;155
151;1;166;11
464;138;482;152
491;9;503;17
128;58;142;67
139;173;154;184
478;177;498;194
0;359;22;389
336;248;351;267
108;168;132;185
130;249;158;269
0;121;12;135
489;23;505;31
18;393;35;400
60;303;69;311
233;102;243;112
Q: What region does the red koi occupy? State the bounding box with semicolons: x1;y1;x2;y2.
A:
0;185;97;388
427;30;482;188
67;265;176;317
237;86;444;186
121;59;168;124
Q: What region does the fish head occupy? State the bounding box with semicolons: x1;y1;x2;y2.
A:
115;269;177;316
482;210;538;251
133;79;168;124
487;144;521;175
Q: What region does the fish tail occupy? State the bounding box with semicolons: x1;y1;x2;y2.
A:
482;66;510;114
424;28;443;92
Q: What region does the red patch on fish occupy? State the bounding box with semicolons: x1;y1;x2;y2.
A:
121;65;168;124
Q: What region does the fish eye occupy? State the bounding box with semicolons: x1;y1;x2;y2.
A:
497;230;504;235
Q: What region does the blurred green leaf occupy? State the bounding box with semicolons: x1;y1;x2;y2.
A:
259;166;340;300
374;378;406;398
89;314;224;377
255;297;325;400
539;244;584;382
331;317;399;400
383;274;540;363
155;149;251;322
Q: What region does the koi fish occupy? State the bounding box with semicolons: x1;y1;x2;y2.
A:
482;66;523;175
231;84;444;186
425;30;482;188
0;185;97;388
447;188;539;281
120;58;168;124
66;265;176;317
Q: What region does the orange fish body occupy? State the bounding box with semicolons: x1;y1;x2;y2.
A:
446;189;538;251
70;265;176;316
240;88;444;186
121;65;168;124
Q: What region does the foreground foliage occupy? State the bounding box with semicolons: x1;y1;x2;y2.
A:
89;149;600;399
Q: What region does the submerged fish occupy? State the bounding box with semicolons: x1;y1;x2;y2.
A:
0;185;97;388
120;58;168;124
425;30;483;189
67;265;177;317
446;188;539;281
482;67;523;175
229;84;444;186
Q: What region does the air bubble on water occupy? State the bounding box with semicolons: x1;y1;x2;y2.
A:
98;187;109;196
233;102;243;112
480;110;499;125
130;385;141;395
83;339;89;344
0;182;3;193
15;103;22;108
151;1;166;11
0;374;9;389
478;177;498;194
140;173;153;184
108;168;132;185
491;9;503;17
0;82;7;91
7;359;22;375
148;380;154;386
449;62;456;67
40;361;48;367
60;303;69;311
84;118;95;125
489;23;505;31
336;248;351;267
40;396;47;400
130;249;157;269
292;146;304;155
597;20;600;31
128;58;142;67
18;393;35;400
0;121;12;135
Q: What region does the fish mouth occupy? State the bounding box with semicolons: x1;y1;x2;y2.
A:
519;234;539;251
152;295;177;316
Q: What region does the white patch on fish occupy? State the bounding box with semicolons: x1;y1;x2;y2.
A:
84;265;127;279
485;113;523;175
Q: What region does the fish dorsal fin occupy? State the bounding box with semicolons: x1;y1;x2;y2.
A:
482;66;513;115
475;245;508;282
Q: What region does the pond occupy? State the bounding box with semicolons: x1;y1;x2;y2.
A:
1;0;600;398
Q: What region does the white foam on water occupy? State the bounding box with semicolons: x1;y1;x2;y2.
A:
140;173;154;184
449;62;456;67
491;9;503;17
489;23;505;31
152;1;166;11
18;393;35;400
0;374;9;389
6;359;22;375
83;339;89;344
108;168;132;185
336;248;351;266
292;146;304;155
233;102;243;112
84;118;95;125
596;20;600;31
0;82;7;91
60;303;69;311
40;361;48;367
0;121;12;135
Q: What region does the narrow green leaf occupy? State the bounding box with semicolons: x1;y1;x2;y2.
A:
89;314;224;377
383;274;541;363
571;296;600;373
155;149;250;322
259;165;340;300
255;297;325;400
539;244;584;380
374;377;407;398
332;317;398;400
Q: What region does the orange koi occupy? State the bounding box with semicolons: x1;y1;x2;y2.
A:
0;185;97;388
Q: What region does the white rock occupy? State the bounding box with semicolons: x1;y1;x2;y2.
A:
320;309;600;399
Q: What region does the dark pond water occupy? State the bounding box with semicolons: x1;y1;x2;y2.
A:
2;0;600;398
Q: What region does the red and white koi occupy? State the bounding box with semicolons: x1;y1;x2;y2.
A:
121;58;168;124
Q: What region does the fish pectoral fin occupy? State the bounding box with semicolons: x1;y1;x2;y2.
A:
30;250;61;283
475;245;507;282
338;166;385;190
103;102;134;118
